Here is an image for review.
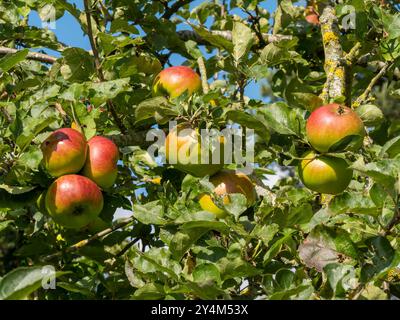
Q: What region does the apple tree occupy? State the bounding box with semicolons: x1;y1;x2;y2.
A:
1;0;400;300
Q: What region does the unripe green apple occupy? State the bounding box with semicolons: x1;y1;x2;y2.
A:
298;151;353;195
199;170;257;218
165;124;224;177
356;104;384;126
82;136;119;189
45;174;104;229
152;66;201;99
306;104;365;153
41;128;88;177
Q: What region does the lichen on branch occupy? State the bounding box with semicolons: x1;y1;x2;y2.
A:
319;6;346;103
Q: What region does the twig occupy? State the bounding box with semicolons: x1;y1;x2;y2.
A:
345;42;362;64
162;0;192;19
197;56;209;94
0;47;57;64
42;217;135;261
83;0;127;134
382;207;400;236
352;62;392;107
107;129;151;147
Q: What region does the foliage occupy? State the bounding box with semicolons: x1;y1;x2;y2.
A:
1;0;400;300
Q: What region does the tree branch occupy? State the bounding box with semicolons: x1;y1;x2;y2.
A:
42;217;135;261
197;56;209;94
176;30;292;46
162;0;192;19
83;0;127;134
319;6;346;103
0;47;57;64
352;62;392;107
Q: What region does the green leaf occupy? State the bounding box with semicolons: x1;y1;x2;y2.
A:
225;109;270;141
232;21;254;63
0;220;13;233
361;236;395;282
258;102;305;137
329;192;381;216
0;49;28;72
60;48;95;82
324;263;358;298
133;201;167;225
132;283;165;300
134;97;177;125
0;184;36;195
351;158;400;189
298;226;357;272
0;266;68;300
263;230;295;265
380;135;400;158
192;263;221;285
190;25;233;52
250;223;279;246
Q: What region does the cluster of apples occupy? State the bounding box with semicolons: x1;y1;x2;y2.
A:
153;66;257;218
40;127;119;229
298;104;365;195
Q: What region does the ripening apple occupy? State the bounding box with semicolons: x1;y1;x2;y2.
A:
306;104;365;153
305;6;320;25
165;124;224;177
41;128;88;177
199;170;257;218
82;136;119;189
45;174;104;229
152;66;201;99
298;150;353;195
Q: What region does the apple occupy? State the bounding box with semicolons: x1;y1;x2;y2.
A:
165;124;224;177
41;128;88;177
152;66;201;99
298;150;353;195
199;170;257;218
306;104;365;153
82;136;119;189
305;6;320;25
45;174;104;229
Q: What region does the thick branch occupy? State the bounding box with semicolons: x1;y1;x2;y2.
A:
0;47;57;64
319;6;346;103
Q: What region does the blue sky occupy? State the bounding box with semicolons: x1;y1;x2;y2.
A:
28;0;280;99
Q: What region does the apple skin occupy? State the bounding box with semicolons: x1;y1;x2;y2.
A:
298;151;353;195
152;66;201;99
165;124;224;177
199;170;257;218
41;128;88;177
82;136;119;189
45;174;104;229
306;104;365;153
